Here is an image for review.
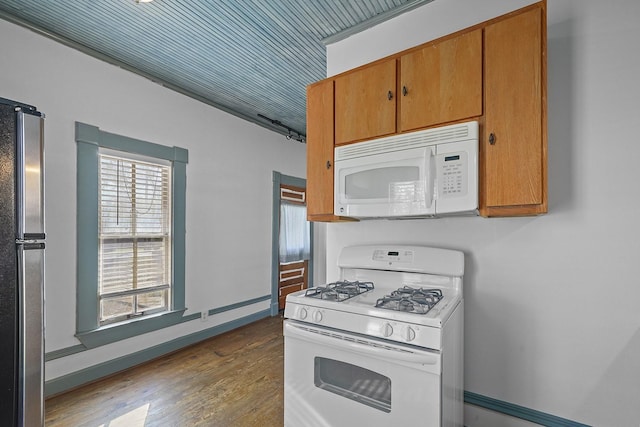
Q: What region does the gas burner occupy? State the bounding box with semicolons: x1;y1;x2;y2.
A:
305;280;374;302
375;286;443;314
392;286;442;303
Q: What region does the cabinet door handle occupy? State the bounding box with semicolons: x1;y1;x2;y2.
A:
489;133;496;145
387;90;393;100
326;160;332;169
402;85;408;96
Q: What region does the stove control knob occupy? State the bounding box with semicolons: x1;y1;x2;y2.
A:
381;323;393;337
298;308;308;320
405;326;416;342
312;310;323;323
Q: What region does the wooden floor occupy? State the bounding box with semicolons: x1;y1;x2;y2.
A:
45;315;285;427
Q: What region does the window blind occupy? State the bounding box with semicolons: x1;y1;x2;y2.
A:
98;153;172;324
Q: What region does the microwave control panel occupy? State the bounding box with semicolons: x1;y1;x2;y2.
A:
438;151;468;198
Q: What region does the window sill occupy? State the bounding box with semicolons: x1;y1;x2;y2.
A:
75;309;187;349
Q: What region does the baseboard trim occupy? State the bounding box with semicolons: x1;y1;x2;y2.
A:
45;296;270;362
45;344;87;361
45;309;271;397
208;294;270;315
464;391;590;427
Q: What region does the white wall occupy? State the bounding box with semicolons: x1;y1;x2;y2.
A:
0;19;306;381
325;0;640;426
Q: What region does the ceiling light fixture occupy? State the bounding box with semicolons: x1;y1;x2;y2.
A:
135;0;153;3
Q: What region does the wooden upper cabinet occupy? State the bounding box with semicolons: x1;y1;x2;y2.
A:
334;29;483;144
306;79;336;220
399;29;483;132
334;59;397;145
482;5;547;216
306;2;547;220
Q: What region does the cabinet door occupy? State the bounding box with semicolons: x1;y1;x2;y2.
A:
483;6;547;215
334;59;396;145
400;29;482;132
306;79;336;220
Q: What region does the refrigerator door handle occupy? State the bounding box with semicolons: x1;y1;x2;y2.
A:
16;110;45;241
17;244;44;427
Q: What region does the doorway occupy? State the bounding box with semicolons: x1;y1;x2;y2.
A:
271;172;312;315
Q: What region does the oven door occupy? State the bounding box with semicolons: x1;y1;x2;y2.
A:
284;320;441;427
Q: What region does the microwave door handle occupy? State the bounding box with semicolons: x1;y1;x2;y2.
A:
425;147;435;208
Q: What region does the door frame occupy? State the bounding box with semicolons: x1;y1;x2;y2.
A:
271;171;313;316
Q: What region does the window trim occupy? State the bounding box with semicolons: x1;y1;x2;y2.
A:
75;122;188;349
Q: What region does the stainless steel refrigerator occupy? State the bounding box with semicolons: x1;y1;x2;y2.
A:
0;97;45;426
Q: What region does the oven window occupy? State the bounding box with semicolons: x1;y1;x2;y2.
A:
314;357;391;413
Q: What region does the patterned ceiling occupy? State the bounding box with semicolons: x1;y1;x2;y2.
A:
0;0;431;141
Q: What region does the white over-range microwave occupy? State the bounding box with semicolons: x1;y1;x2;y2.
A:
334;120;479;218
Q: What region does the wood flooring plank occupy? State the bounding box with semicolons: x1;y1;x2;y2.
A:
45;315;285;427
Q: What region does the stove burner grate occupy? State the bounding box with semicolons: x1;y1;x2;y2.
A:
305;280;374;302
375;286;443;314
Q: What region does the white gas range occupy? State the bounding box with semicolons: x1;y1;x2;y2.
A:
283;245;464;427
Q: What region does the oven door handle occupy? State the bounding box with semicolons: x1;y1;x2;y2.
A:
285;321;441;369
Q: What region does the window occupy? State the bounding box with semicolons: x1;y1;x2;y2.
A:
98;152;172;324
75;122;188;348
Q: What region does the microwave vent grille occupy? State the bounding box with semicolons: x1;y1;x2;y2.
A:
336;121;477;161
